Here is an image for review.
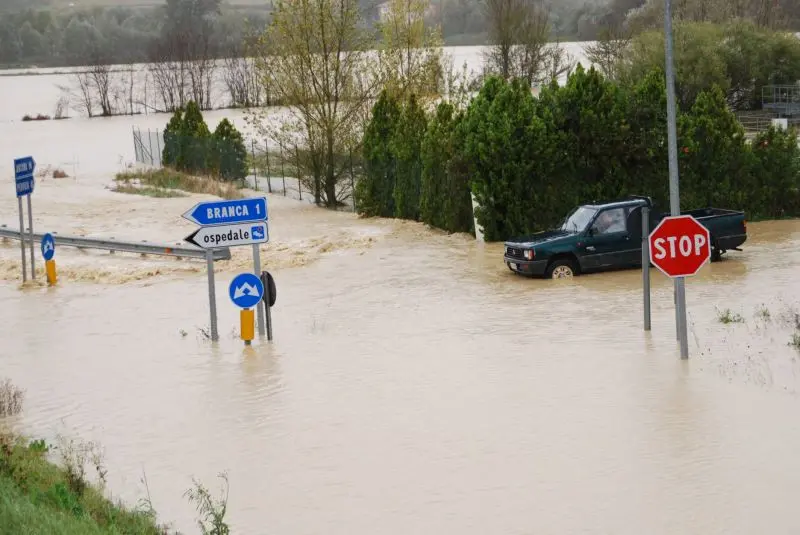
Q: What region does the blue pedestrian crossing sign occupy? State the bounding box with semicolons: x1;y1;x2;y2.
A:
229;272;264;309
41;233;55;261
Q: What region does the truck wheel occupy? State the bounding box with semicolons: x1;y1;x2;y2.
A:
546;258;577;279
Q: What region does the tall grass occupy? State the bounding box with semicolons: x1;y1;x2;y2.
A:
114;168;243;200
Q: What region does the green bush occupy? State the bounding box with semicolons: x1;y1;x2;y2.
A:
420;101;474;234
209;118;248;181
392;94;428;221
160;103;247;181
358;62;800;240
357;90;401;217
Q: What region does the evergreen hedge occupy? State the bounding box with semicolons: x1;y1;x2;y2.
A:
358;65;800;241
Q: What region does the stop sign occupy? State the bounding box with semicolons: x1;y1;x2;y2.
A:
648;215;711;278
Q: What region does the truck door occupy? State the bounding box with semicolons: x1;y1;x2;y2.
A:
579;207;635;270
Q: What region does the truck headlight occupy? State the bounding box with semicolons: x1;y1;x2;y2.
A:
523;249;535;260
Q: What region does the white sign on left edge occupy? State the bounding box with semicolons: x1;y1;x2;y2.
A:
184;221;269;249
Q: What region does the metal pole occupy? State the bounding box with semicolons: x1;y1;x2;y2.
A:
17;197;27;283
642;206;651;331
27;194;35;279
252;244;265;337
206;250;219;342
265;138;272;193
279;143;286;195
664;0;688;359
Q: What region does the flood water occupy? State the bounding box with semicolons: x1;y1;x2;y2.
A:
2;45;800;535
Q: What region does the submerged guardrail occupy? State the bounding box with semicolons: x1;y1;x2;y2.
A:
0;225;231;261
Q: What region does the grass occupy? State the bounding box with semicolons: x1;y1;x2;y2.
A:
755;305;772;321
0;378;231;534
114;168;243;200
0;434;171;534
717;308;745;324
113;184;187;198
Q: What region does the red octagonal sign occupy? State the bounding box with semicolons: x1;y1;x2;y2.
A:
648;215;711;278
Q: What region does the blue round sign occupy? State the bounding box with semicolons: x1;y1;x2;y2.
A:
41;233;55;261
228;273;264;309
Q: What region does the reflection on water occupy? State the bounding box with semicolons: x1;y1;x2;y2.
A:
1;217;800;534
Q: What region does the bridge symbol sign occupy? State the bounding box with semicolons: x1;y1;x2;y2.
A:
229;272;264;309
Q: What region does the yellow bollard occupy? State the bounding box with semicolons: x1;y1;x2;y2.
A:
45;259;57;285
240;308;255;345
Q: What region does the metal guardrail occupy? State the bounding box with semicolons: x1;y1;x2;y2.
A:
0;225;231;261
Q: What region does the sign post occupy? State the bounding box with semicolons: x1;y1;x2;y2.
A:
260;270;277;341
663;0;687;357
642;206;651;331
229;272;264;346
14;156;35;282
41;233;56;285
183;197;269;341
648;215;712;358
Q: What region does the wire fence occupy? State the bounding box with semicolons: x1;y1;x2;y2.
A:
246;138;362;212
133;127;164;167
131;127;362;211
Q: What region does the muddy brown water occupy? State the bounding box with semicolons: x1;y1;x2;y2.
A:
1;53;800;534
2;214;800;534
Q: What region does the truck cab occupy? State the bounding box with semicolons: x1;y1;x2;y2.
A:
504;196;747;279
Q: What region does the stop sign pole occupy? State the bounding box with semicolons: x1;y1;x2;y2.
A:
648;216;712;358
663;0;689;359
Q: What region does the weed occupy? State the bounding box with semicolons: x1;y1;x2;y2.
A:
0;379;24;417
115;168;243;200
755;304;771;321
716;308;745;324
184;471;230;535
53;434;107;496
790;332;800;351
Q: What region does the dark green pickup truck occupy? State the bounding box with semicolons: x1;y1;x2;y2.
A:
504;196;748;279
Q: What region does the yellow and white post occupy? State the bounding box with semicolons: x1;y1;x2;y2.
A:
240;308;255;345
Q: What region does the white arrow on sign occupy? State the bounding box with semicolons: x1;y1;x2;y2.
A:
233;282;260;300
184;221;269;249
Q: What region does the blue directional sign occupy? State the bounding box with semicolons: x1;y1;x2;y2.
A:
14;156;35;198
41;233;55;261
229;273;264;309
183;197;267;227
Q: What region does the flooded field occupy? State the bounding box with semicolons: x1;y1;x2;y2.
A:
2;48;800;534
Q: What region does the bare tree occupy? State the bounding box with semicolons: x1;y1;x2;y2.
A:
377;0;444;101
249;0;381;208
88;65;114;116
63;73;95;117
583;23;632;80
223;47;264;108
185;25;216;110
540;39;576;83
148;35;190;112
484;0;552;86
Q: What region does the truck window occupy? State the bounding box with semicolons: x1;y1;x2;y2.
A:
561;206;598;233
591;207;627;235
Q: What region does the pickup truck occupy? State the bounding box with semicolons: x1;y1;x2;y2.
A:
504;196;747;279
